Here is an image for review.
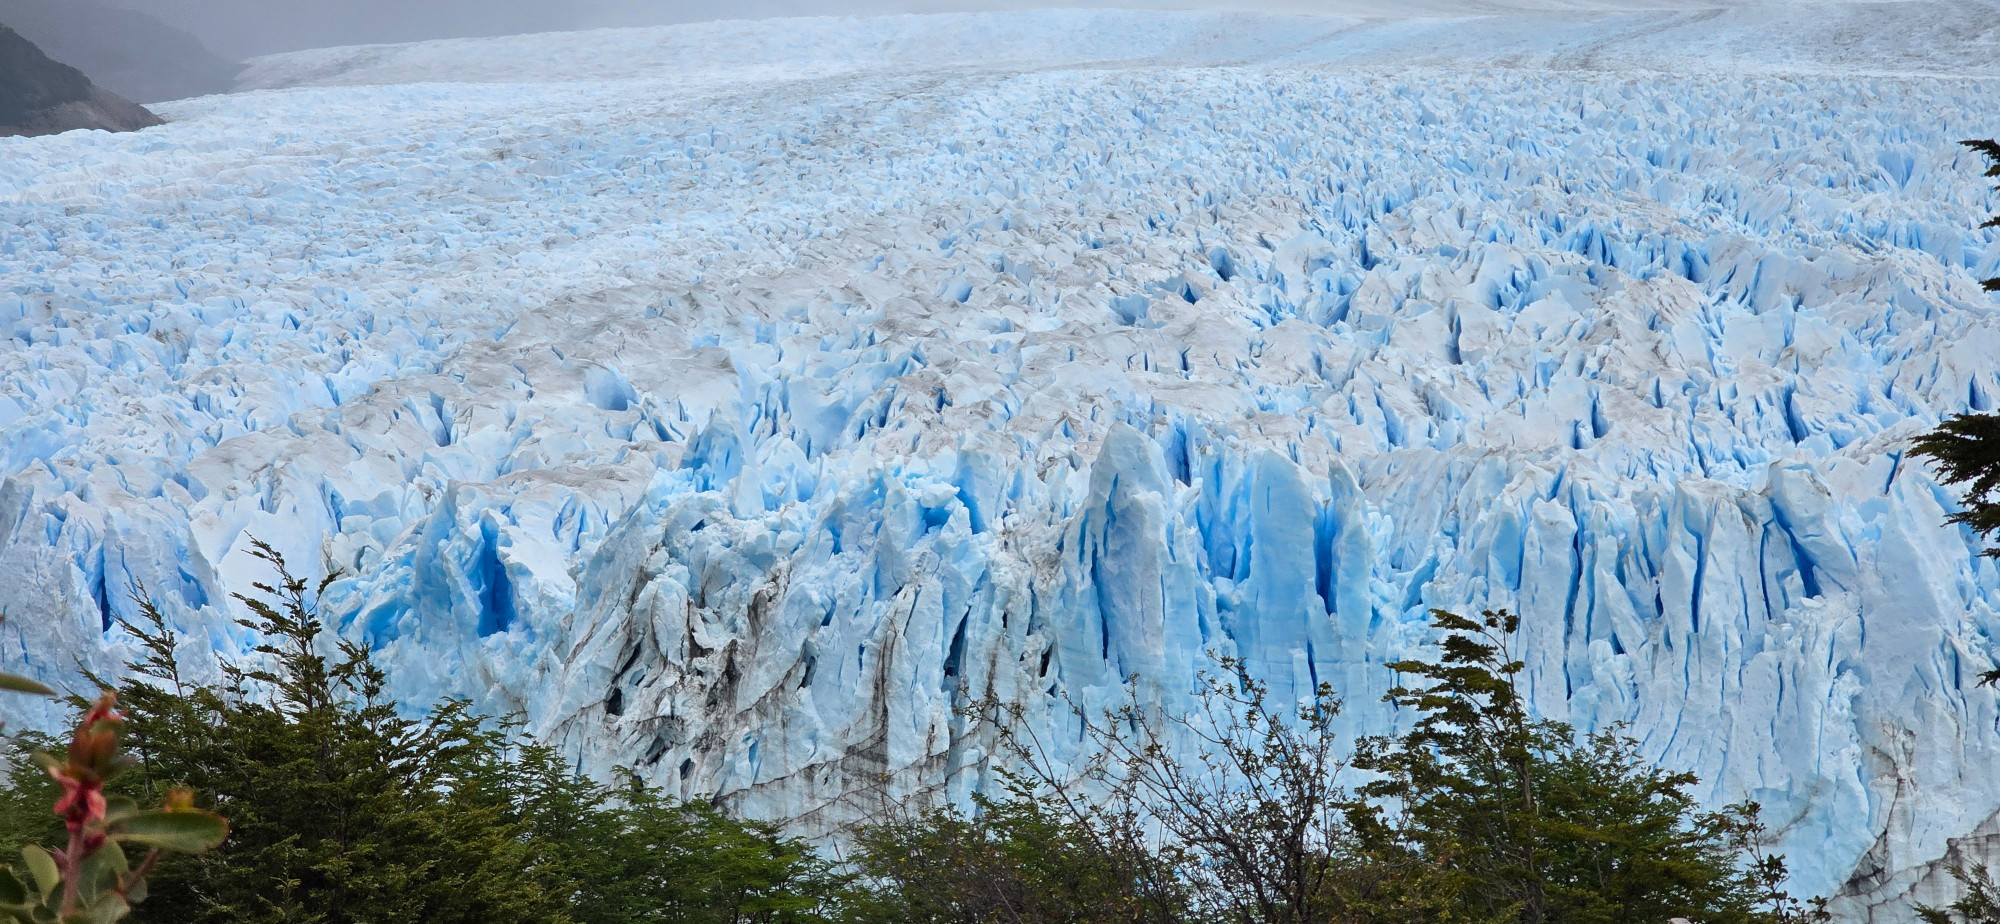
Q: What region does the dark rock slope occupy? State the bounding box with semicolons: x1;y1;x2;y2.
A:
0;0;240;103
1;25;161;137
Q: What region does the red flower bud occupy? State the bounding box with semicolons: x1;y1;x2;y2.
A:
65;693;123;776
49;694;122;833
50;772;107;832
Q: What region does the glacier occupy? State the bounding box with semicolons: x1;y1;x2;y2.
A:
4;3;2000;918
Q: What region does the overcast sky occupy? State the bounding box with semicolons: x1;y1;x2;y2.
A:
92;0;1693;61
96;0;1166;59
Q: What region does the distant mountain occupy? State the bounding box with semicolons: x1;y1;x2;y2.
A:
91;0;565;60
0;0;238;103
0;25;161;137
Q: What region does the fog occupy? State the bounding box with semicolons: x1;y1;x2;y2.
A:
95;0;1189;59
88;0;1727;62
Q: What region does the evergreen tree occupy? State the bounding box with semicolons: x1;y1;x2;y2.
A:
1914;410;2000;564
30;540;857;924
0;731;66;870
1962;139;2000;292
851;789;1189;924
1920;864;2000;924
1348;609;1824;924
1912;138;2000;588
1905;137;2000;924
546;765;855;924
108;541;569;924
918;614;1817;924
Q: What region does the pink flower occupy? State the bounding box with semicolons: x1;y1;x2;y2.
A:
50;772;106;832
49;693;122;833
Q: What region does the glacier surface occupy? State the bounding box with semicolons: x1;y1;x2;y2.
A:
5;3;2000;917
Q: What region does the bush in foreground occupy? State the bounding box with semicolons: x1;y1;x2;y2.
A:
855;608;1824;924
0;684;226;922
2;542;850;924
1904;137;2000;924
5;547;1830;924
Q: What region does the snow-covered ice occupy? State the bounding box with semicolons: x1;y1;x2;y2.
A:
5;3;2000;917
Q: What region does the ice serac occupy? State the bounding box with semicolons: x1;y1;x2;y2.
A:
5;4;2000;920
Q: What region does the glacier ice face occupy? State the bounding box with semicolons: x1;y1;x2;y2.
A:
5;5;2000;918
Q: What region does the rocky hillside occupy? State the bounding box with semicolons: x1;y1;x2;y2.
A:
0;24;161;137
0;0;239;103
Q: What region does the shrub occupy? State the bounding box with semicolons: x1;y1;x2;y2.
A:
923;609;1824;924
41;540;850;924
1351;609;1825;924
851;788;1187;924
0;688;226;922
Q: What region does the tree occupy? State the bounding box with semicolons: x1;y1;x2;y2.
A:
850;787;1189;924
1350;609;1824;924
947;611;1829;924
0;667;62;860
1912;138;2000;578
549;765;856;924
988;659;1373;924
102;541;572;923
54;540;851;924
1920;864;2000;924
1961;139;2000;293
927;613;1821;924
1911;408;2000;573
1905;137;2000;924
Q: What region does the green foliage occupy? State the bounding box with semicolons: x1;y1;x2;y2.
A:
1904;139;2000;924
1920;861;2000;924
1350;609;1825;924
101;543;566;924
0;667;65;862
1912;414;2000;578
851;789;1186;924
0;691;226;924
531;757;855;924
0;735;65;860
0;676;52;698
59;540;850;924
895;611;1821;924
1912;138;2000;579
4;546;1848;924
1964;138;2000;288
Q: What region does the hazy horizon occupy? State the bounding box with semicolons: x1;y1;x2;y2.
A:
83;0;1749;61
91;0;1201;59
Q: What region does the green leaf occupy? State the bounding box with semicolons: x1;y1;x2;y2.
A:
99;798;139;828
82;893;128;924
0;868;25;905
19;849;56;900
118;875;144;907
110;810;227;853
0;675;52;697
76;841;126;903
95;844;125;882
